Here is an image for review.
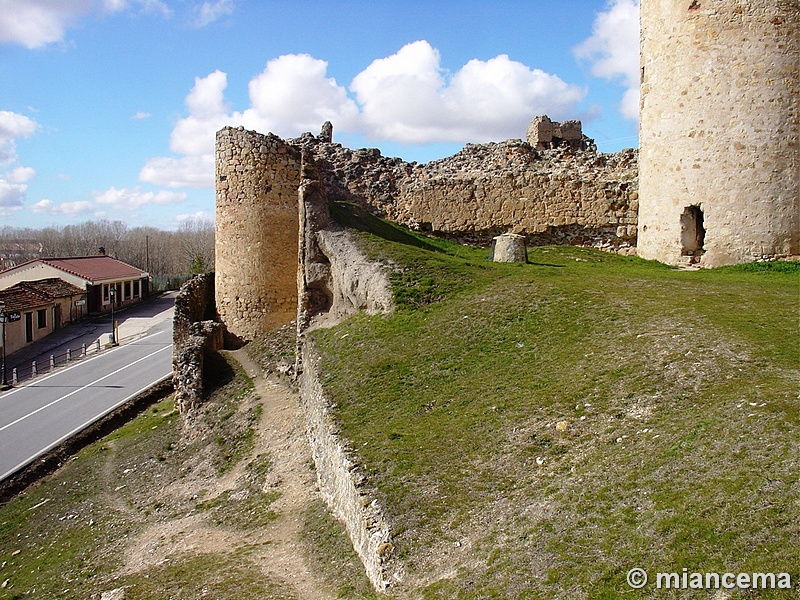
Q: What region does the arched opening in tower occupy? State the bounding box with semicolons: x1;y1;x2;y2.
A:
680;205;705;260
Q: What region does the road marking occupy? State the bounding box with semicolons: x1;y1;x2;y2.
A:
1;328;171;398
0;345;171;434
0;373;172;482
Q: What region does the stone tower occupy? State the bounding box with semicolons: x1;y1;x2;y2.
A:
215;127;302;339
637;0;799;267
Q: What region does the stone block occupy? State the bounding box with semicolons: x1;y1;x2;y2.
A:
491;233;528;263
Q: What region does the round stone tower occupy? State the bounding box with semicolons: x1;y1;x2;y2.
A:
215;126;302;340
637;0;799;267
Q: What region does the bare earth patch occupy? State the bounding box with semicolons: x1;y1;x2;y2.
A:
112;349;337;599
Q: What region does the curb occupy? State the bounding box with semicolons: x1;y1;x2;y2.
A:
0;375;173;504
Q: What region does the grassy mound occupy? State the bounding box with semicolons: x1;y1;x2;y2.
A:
311;206;799;598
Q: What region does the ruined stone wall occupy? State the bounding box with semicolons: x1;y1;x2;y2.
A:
396;142;637;247
299;346;397;591
295;159;397;592
638;0;800;267
297;155;395;331
172;273;224;415
215;127;302;340
296;133;639;249
216;123;638;341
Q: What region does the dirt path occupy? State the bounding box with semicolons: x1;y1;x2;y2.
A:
227;348;336;600
110;348;336;599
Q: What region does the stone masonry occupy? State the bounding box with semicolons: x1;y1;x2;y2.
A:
172;273;224;416
215;118;638;340
215;127;302;341
638;0;799;267
526;115;593;151
214;119;639;339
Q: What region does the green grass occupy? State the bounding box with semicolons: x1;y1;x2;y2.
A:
311;206;800;598
0;353;345;599
301;499;380;599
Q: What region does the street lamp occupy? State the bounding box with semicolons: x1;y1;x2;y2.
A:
109;285;118;346
0;301;9;389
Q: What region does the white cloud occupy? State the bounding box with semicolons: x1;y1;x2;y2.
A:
139;71;240;186
0;0;91;49
574;0;640;121
7;166;36;183
31;198;96;217
192;0;234;28
0;113;38;207
140;42;587;188
168;70;234;156
0;110;40;166
248;54;360;137
137;0;172;17
29;186;185;217
0;179;27;207
139;154;215;188
131;111;152;120
352;41;586;143
0;0;172;49
102;0;128;12
92;186;186;209
176;210;213;223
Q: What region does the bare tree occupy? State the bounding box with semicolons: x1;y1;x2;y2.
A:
0;219;215;280
176;218;215;274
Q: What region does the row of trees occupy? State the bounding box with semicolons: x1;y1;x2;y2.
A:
0;219;215;279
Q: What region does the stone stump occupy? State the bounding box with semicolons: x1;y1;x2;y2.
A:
491;233;528;263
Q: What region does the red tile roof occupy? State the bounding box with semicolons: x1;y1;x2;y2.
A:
0;286;50;312
37;256;147;283
20;278;85;298
0;278;87;313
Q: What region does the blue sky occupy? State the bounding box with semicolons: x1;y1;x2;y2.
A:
0;0;640;230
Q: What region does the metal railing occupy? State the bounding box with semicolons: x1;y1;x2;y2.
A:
8;338;108;386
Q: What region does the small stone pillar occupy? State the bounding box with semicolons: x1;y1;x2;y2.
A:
319;121;333;143
490;233;527;263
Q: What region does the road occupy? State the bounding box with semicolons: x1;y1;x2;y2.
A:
0;310;173;481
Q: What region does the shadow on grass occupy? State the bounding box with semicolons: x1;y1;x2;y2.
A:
203;349;236;395
330;201;444;253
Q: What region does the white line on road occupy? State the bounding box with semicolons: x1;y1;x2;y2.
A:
0;345;171;434
1;327;171;398
0;373;173;482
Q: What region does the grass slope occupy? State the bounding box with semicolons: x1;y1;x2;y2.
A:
0;353;373;599
311;205;800;598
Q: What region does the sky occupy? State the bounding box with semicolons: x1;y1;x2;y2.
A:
0;0;640;231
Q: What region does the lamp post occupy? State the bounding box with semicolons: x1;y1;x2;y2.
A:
109;285;117;346
0;301;9;389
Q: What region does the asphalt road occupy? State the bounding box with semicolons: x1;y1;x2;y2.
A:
0;318;172;481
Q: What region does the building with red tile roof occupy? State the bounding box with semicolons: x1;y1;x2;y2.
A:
0;252;149;314
0;278;87;356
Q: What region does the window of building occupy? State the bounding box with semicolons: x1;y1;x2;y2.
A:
37;308;47;329
133;280;140;297
124;281;131;300
103;284;109;302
